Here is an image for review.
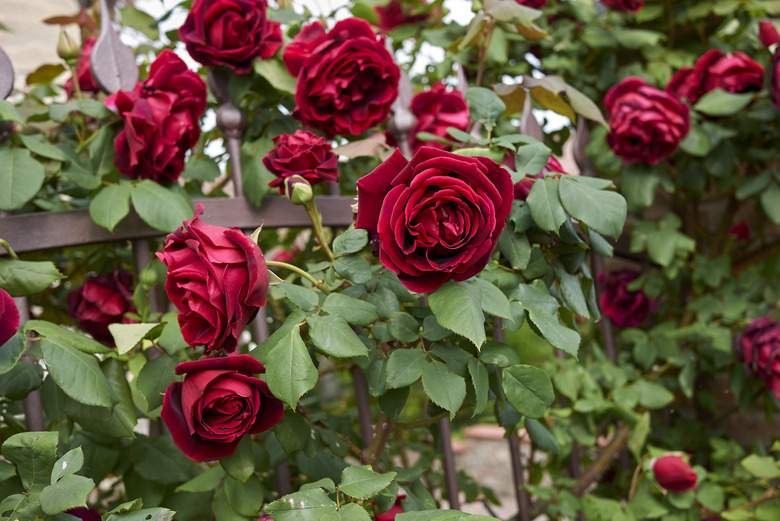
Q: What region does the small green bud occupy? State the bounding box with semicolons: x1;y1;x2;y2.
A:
285;175;313;205
57;30;80;62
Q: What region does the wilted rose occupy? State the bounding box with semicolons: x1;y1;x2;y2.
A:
598;269;655;328
262;130;339;194
113;50;207;183
605;77;689;164
161;355;284;461
179;0;281;74
666;49;764;104
67;271;137;346
156;204;269;355
0;288;20;347
356;146;513;293
408;82;470;153
653;454;698;492
738;317;780;399
373;0;429;32
285;18;400;136
602;0;644;13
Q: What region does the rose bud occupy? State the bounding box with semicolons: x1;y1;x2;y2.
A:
288;18;400;136
1;288;20;347
373;0;430;33
601;0;644;13
759;20;780;49
263;130;339;195
156;204;269;355
285;175;314;205
652;454;698;492
356;146;513;293
57;30;80;62
605;77;689;164
67;271;137;346
113;50;207;184
738;317;780;399
161;355;284;462
598;269;655;328
65;508;101;521
179;0;282;74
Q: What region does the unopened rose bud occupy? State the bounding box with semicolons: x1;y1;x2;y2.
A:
759;20;780;49
652;454;698;492
285;175;313;205
57;30;80;62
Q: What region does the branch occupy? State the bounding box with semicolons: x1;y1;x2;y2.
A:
572;425;632;497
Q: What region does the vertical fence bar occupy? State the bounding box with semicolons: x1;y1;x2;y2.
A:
352;366;373;448
13;297;45;432
438;417;460;510
208;69;246;198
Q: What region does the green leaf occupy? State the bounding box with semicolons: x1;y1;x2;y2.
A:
265;488;337;521
176;465;225;493
119;6;159;40
465;87;506;131
220;436;254;483
760;184;780;225
620;164;660;212
502;364;554;419
0;362;42;399
480;341;522;367
388;312;420;343
89;182;132;232
109;322;163;355
132;436;191;484
633;380;674;409
39;474;95;514
475;278;513;322
333;228;368;256
0;99;24;123
613;28;665;48
525;418;559;454
527;308;580;358
429;280;486;348
50;447;84;485
1;431;59;494
18;133;68;161
224;474;265;516
89;125;116;177
693;89;753;117
741;454;780;479
25;320;111;355
385;349;428;389
277;284;319;312
264;325;317;406
627;412;650;460
106;509;175;521
498;231;531;271
0;333;25;375
41;338;115;407
556;269;589;318
339;465;397;499
526;177;566;233
679;124;711;157
0;259;62;298
135;354;177;413
333;256;373;285
241;138;275;207
397;511;499;521
422;362;466;419
559;176;626;239
697;482;725;513
182;154;221;181
322;293;378;326
565;85;607;126
131;180;194;233
468;359;489;416
0;148;45;211
307;314;369;358
253;58;297;95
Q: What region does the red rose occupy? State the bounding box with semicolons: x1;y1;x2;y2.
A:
179;0;281;74
356;146;513;293
601;0;644;13
161;355;284;462
262;130;339;195
65;508;101;521
598;269;655;328
67;271;137;346
739;317;780;399
515;0;547;8
771;53;780;107
156;204;269;355
759;20;780;49
729;221;751;242
409;82;470;154
667;49;764;104
64;36;99;97
113;50;207;183
653;455;698;492
1;288;20;347
287;18;400;136
605;77;689;165
511;155;570;201
373;0;430;32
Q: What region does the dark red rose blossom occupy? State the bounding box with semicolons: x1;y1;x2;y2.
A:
1;288;20;347
653;454;698;492
113;50;207;183
375;497;404;520
598;269;655;328
65;508;101;521
605;77;689;165
287;18;400;137
161;355;284;462
374;0;429;32
408;82;470;153
156;204;269;355
666;49;764;104
64;36;99;97
602;0;644;13
356;146;513;293
179;0;282;74
511;155;570;201
515;0;547;8
771;52;780;107
67;271;137;346
739;317;780;399
729;221;751;242
262;130;339;194
759;20;780;49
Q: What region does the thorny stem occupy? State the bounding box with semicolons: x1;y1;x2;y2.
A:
361;411;394;469
299;408;363;460
628;454;648;501
572;425;631;497
305;197;335;262
713;482;779;516
266;260;330;294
